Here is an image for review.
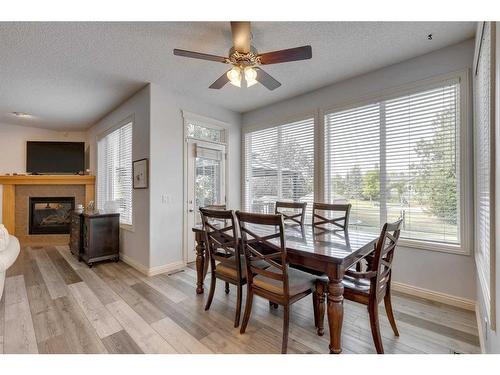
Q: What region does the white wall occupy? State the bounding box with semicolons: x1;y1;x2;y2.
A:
148;84;241;269
86;85;151;268
242;39;476;300
0;122;86;223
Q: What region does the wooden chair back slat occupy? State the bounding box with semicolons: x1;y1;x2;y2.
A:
368;219;403;301
275;201;307;227
312;202;351;233
200;208;241;277
236;211;289;295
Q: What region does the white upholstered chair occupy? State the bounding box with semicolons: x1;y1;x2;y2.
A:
0;225;20;300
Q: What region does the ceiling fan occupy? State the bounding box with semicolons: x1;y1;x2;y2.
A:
173;22;312;91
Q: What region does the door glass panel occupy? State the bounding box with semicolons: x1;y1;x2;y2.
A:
194;156;222;224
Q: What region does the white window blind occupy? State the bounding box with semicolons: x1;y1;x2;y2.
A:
97;121;133;225
325;103;381;234
195;144;223;209
325;81;461;244
474;22;494;324
244;117;315;217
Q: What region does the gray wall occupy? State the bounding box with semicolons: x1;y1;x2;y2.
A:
242;39;476;300
148;83;241;268
86;85;151;268
86;83;241;271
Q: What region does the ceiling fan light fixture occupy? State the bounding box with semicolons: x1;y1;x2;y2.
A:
227;66;242;87
244;67;258;87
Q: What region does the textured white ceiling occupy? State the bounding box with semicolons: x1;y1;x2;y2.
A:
0;22;475;130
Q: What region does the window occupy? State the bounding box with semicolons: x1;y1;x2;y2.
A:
474;22;495;327
97;120;133;226
325;80;462;246
244;117;315;217
187;122;226;143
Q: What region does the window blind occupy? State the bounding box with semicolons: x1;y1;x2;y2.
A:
325;81;460;244
97;121;133;225
325;103;381;233
474;22;493;318
244;117;315;217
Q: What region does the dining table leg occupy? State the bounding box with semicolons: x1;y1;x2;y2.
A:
194;230;206;294
327;274;344;354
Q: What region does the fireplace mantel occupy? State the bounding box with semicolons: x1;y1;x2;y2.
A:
0;175;95;234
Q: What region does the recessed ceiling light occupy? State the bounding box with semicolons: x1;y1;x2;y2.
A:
10;112;33;118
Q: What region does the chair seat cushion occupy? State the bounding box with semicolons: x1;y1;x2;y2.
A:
342;275;371;295
253;266;317;296
215;257;268;280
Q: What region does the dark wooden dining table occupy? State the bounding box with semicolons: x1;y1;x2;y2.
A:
192;223;378;354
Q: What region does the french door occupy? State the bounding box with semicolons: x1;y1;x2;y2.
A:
186;139;226;263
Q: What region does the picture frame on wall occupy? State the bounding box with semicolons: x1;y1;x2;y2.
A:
133;158;149;189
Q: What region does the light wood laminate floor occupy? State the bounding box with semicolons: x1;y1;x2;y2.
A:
0;245;481;354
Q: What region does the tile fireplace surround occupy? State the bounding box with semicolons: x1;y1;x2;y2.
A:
0;175;95;245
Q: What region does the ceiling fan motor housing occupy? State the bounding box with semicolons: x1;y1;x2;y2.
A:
227;46;261;67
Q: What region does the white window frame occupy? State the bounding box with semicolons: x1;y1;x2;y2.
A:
96;115;134;231
241;70;471;255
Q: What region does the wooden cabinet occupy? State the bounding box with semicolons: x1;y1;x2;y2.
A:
69;211;120;267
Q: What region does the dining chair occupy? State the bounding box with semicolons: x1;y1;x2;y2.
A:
200;207;245;328
236;211;322;354
317;219;403;354
312;202;351;233
201;204;228;283
204;204;226;210
275;201;307;227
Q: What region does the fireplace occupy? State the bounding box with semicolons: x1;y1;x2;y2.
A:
29;197;75;235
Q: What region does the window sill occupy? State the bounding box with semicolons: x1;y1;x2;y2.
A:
398;238;470;256
120;224;135;233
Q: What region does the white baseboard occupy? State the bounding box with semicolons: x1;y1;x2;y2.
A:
475;304;487;353
119;254;185;277
147;261;186;276
392;281;476;311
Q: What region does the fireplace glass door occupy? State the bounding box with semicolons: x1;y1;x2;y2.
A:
29;197;75;235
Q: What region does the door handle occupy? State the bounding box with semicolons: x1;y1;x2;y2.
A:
189;209;194;212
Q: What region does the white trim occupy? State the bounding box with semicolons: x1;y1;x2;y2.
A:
242;111;317;134
182;110;232;130
398;238;467;256
119;253;185;277
392;281;476;311
475;303;487;353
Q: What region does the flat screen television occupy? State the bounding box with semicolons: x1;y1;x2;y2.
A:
26;141;85;174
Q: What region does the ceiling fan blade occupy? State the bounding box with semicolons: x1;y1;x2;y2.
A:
230;21;251;53
209;71;230;89
259;45;312;65
255;68;281;91
173;49;227;63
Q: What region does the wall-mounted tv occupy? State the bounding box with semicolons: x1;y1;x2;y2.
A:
26;141;85;174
